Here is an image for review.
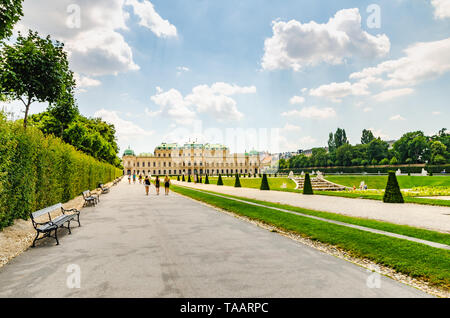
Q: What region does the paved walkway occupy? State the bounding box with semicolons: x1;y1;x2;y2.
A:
173;182;450;233
0;180;430;297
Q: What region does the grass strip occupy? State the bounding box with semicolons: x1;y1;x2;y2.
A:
172;185;450;289
179;187;450;246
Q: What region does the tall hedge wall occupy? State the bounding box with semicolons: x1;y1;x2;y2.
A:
0;115;122;230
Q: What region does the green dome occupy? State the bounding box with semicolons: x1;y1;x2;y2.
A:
123;147;135;156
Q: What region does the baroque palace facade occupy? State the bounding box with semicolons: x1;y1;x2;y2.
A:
122;142;262;176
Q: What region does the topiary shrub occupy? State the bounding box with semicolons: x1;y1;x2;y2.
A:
234;173;241;187
177;175;180;181
188;175;191;183
260;173;270;190
303;173;313;195
182;175;185;182
205;174;210;184
199;175;202;183
217;174;224;186
383;171;404;203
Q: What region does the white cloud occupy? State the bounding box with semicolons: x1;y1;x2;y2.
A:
125;0;177;37
432;111;442;115
432;0;450;19
262;8;390;71
278;124;315;152
176;66;190;76
281;123;302;133
350;38;450;88
309;81;370;102
389;114;406;121
373;88;414;102
94;109;154;144
74;73;101;88
15;0;176;77
147;83;256;123
363;107;373;112
289;96;305;104
368;128;389;140
282;106;336;119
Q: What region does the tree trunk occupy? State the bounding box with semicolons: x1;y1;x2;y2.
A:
23;102;30;128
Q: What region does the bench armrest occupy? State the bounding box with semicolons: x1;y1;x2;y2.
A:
62;208;80;215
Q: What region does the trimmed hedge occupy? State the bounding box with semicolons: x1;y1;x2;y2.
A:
0;116;122;230
260;174;270;190
383;172;404;203
217;174;224;186
303;173;313;195
234;173;241;188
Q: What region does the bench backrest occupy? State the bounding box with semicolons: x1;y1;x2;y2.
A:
99;184;104;188
82;190;90;197
31;203;62;219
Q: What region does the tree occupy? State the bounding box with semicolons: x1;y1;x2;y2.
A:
0;0;23;40
367;138;389;162
0;31;74;127
431;141;447;164
390;157;398;165
393;131;430;163
234;173;241;187
303;173;313;195
334;128;349;149
48;88;79;137
335;144;353;166
361;129;375;145
383;172;404;203
311;148;328;167
260;173;270;190
327;132;336;153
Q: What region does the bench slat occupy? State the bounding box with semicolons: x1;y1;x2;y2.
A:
32;203;62;219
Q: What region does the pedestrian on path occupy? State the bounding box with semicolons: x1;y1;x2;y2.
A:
155;176;160;195
133;173;136;184
139;174;143;184
128;174;131;184
164;175;171;196
144;175;151;196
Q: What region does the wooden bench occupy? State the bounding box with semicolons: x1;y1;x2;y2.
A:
82;190;99;207
99;183;110;194
30;203;81;247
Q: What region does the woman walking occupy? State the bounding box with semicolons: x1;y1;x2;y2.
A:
133;173;136;184
164;175;171;196
155;176;160;195
128;174;131;184
144;175;151;195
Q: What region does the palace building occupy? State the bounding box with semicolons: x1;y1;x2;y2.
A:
122;142;262;176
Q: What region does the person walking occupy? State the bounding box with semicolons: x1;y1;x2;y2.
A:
133;173;136;184
138;174;143;184
164;175;171;196
128;174;131;184
144;175;151;196
155;176;160;195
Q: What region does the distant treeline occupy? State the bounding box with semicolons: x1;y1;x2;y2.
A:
279;128;450;170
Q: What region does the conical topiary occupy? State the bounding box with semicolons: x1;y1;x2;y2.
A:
199;175;202;183
217;174;224;186
260;173;270;190
182;175;185;182
234;173;242;187
383;171;404;203
205;174;210;184
303;173;313;195
177;175;180;181
188;175;191;183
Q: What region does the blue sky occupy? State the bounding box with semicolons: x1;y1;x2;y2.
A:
3;0;450;155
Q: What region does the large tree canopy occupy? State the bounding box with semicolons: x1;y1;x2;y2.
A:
0;0;23;40
0;30;75;127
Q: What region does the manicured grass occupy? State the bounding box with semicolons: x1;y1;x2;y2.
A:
172;185;450;289
315;191;450;207
207;177;296;190
179;187;450;245
325;175;450;189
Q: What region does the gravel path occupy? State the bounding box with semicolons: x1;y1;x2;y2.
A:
173;182;450;233
0;179;430;297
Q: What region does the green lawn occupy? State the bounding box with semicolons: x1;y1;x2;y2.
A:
172;185;450;290
207;177;296;190
325;175;450;189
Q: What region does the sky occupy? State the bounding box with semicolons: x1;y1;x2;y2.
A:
2;0;450;155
